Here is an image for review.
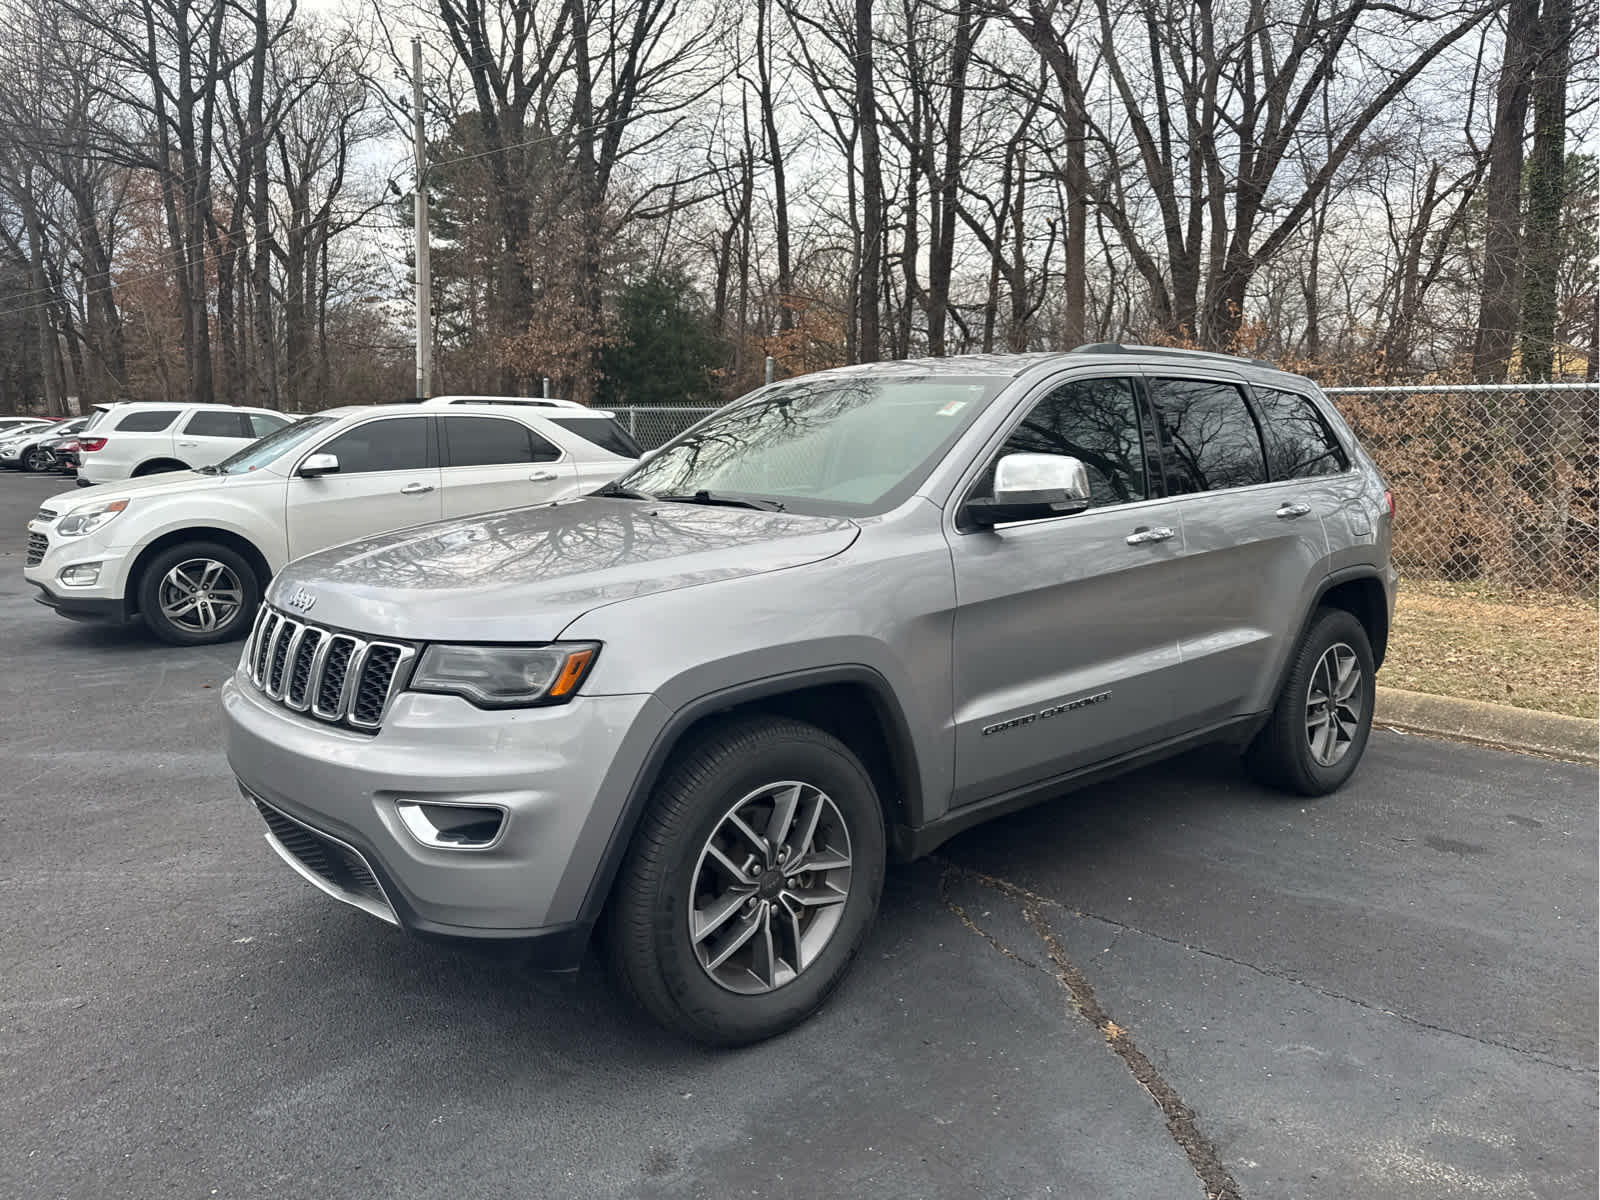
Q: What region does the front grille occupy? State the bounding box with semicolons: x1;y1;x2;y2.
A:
26;531;47;566
249;794;392;915
34;507;58;523
245;606;415;732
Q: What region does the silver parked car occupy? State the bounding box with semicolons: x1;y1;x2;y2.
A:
224;346;1396;1045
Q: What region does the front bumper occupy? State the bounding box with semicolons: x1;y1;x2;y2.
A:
23;524;136;619
223;674;661;965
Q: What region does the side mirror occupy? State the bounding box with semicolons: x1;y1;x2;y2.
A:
298;452;340;478
965;452;1092;527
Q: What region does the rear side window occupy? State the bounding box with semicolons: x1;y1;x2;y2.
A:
547;415;642;458
1147;378;1267;493
442;416;560;466
1252;387;1348;478
115;409;178;433
316;417;431;473
982;376;1149;507
249;413;291;437
183;410;251;438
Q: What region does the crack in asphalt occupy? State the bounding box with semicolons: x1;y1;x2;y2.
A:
936;859;1597;1079
938;863;1242;1200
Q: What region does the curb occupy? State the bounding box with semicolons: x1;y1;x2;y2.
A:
1375;686;1597;764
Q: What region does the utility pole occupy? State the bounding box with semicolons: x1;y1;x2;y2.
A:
412;38;432;398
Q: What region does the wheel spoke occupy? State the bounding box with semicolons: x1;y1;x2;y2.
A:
199;561;223;590
749;905;779;988
792;846;851;874
164;595;199;618
781;882;847;910
703;909;762;972
692;889;753;944
788;791;825;860
723;811;769;859
705;843;755;885
776;897;807;971
1313;717;1337;763
766;783;803;848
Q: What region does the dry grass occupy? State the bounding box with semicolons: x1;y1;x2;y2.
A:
1383;579;1598;719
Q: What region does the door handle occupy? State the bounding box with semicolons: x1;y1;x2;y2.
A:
1276;502;1312;518
528;469;559;482
176;440;198;448
399;482;435;495
1125;526;1175;546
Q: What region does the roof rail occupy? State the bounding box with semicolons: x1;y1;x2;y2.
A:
1068;342;1275;370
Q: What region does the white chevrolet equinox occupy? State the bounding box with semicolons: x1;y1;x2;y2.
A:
25;403;638;644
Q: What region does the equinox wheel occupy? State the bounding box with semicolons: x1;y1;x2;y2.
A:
1245;606;1376;796
137;541;260;646
606;716;885;1045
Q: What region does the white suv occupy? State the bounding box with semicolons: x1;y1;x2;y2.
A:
25;403;638;644
75;402;293;485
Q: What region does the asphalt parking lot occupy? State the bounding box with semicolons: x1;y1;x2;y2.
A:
2;470;1595;1200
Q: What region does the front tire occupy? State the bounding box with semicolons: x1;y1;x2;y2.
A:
606;716;887;1046
136;541;260;646
22;446;50;472
1245;607;1376;796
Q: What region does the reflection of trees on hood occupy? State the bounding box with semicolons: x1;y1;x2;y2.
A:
325;502;841;591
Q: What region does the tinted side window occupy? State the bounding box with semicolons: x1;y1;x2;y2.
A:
1147;378;1267;493
249;413;291;437
115;410;178;433
981;376;1148;507
317;418;431;473
184;410;250;438
548;415;642;458
443;416;559;466
1252;387;1347;479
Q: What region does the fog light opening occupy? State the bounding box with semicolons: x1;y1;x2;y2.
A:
58;562;102;587
396;800;506;849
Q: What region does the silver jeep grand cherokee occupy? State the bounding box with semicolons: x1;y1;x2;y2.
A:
224;346;1395;1044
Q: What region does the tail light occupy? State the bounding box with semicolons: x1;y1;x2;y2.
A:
78;437;107;452
1383;489;1394;518
60;440;79;452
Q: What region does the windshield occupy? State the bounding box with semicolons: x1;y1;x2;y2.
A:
618;374;1005;515
213;415;331;475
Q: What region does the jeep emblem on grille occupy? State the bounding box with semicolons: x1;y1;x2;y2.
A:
285;587;316;613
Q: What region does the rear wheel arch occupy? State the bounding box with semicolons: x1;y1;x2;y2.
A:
1315;572;1390;669
132;459;190;477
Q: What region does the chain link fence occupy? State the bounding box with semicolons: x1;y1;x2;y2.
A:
608;381;1599;593
1326;384;1597;592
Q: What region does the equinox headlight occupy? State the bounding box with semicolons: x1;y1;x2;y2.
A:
56;498;129;537
410;642;599;708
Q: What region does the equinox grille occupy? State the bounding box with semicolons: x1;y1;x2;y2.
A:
245;606;415;732
26;531;47;567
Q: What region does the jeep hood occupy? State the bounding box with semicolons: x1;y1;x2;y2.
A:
266;497;860;642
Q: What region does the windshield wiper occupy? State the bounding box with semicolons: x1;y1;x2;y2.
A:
194;464;222;475
592;480;656;501
659;490;786;512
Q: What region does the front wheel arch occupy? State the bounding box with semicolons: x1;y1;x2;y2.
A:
127;527;272;617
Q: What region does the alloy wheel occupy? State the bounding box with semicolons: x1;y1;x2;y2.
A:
1305;642;1363;767
688;780;853;995
157;558;245;634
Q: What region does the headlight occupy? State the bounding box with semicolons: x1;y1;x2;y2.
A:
410;642;599;708
56;498;129;537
